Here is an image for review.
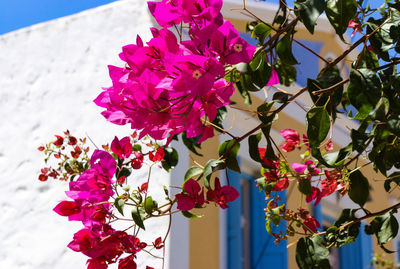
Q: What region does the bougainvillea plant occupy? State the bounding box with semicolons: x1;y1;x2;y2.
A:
38;0;400;268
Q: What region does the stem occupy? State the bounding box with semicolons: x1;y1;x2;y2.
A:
318;202;400;236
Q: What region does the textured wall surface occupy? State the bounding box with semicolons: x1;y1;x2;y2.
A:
0;1;179;268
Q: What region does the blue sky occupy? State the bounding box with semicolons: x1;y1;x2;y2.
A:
0;0;118;34
0;0;382;35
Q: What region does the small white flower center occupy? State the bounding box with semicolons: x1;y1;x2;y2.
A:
192;70;202;79
233;43;243;52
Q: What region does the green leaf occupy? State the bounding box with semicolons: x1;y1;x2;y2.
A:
347;68;382;120
296;236;331;269
238;50;272;93
273;58;297;86
203;159;226;189
131;207;146;230
161;147;178;172
351;129;369;152
348;170;370;207
366;212;399;247
325;0;357;40
235;81;252;105
357;47;380;69
327;209;360;247
218;140;241;173
274;59;297;86
308;66;344;119
270;214;280;226
306;106;330;147
211;107;228;133
114;197;125;216
132;144;142;152
387;115;400;136
378;213;399;244
294;0;326;34
257;102;274;123
181;210;201;219
266;219;272;235
184;166;204;182
144;196;158;214
251;22;273;43
298;178;312;195
182;132;202;156
276;33;299;65
272;92;289;103
249;132;263;162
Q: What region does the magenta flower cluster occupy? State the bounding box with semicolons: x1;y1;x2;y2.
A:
94;0;258;143
53;149;147;268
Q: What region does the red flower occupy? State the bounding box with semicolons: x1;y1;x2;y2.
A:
87;259;108;269
131;152;144;169
306;187;322;206
38;146;45;151
54;135;64;147
118;255;137;269
71;146;82;158
321;170;340;196
206;178;239;209
117;176;126;185
68;136;78;145
53;201;81;216
138;182;148;193
153;237;164;249
175;179;205;211
149;147;164;162
303;216;321;233
111;136;132;159
68;228;97;253
279;129;300;152
325;140;333;152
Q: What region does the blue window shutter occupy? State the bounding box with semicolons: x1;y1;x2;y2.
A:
227;169;288;269
227;169;243;269
339;223;372;269
249;180;288;269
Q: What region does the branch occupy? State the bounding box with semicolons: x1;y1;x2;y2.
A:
318;202;400;236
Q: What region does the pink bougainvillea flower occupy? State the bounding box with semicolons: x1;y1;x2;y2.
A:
206;177;239;209
291;160;320;175
210;20;256;65
90;150;117;180
176;178;205;211
266;68;280;86
280;129;300;152
147;0;182;28
148;0;223;28
111;136;132;159
348;20;361;37
53;200;81;217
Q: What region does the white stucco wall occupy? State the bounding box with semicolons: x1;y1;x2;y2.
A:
0;0;186;268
